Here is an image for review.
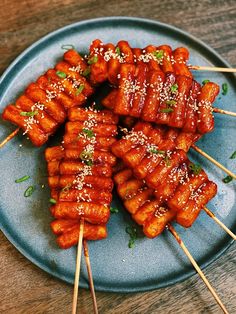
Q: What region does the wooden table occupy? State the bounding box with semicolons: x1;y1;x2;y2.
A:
1;1;236;313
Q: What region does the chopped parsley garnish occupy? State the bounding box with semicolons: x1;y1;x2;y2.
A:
61;44;75;50
75;84;85;95
15;175;30;183
148;148;165;155
166;100;177;106
88;55;98;65
202;79;210;85
125;226;137;248
189;162;202;175
20;111;38;117
230;151;236;159
153;50;164;59
82;128;95;138
170;84;178;93
115;47;121;55
110;207;119;214
49;198;57;204
160;108;174;113
24;185;35;197
222;175;233;184
222;83;228;95
82;67;91;78
56;71;67;79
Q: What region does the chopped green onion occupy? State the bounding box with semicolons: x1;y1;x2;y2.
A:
80;150;93;160
153;50;164;59
230;151;236;159
82;128;94;138
88;55;98;65
164;155;171;167
80;150;93;166
202;79;210;85
149;148;165;155
62;183;72;192
115;47;121;55
15;175;30;183
85;160;93;166
49;198;57;204
189;162;202;175
75;84;85;95
56;71;67;79
24;186;35;197
125;226;137;249
82;67;91;78
222;83;228;95
160;108;174;113
171;84;178;93
222;175;233;183
166;100;177;106
61;44;75;50
110;207;119;214
20;111;38;117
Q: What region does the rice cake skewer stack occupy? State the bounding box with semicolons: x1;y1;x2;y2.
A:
45;106;118;248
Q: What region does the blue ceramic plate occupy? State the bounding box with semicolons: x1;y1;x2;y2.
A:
0;17;235;292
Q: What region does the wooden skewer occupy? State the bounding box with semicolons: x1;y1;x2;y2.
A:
213;107;236;117
191;144;236;180
72;218;85;314
0;127;20;148
203;206;236;241
83;240;98;314
167;224;229;314
190;65;236;73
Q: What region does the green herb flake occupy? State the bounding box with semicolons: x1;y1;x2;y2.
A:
62;183;72;192
222;175;233;184
82;67;91;78
230;151;236;159
61;44;75;50
80;150;93;160
110;207;119;214
171;84;178;93
85;160;93;166
160;108;174;113
82;128;94;138
222;83;228;95
166;100;177;106
49;198;57;204
164;155;171;167
202;79;210;85
115;47;121;55
149;148;165;155
79;150;93;166
20;111;38;117
24;186;35;197
15;175;30;183
125;226;137;249
56;71;67;79
75;84;85;95
88;55;98;65
153;50;164;59
189;162;202;175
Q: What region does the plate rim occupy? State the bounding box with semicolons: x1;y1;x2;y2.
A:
0;16;235;293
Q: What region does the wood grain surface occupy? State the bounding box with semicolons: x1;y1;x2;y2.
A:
0;0;236;313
